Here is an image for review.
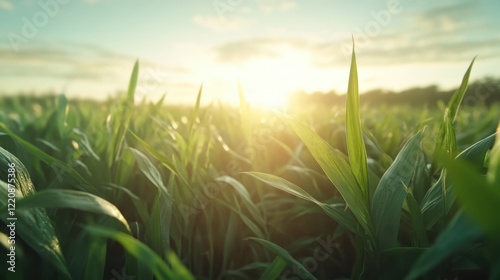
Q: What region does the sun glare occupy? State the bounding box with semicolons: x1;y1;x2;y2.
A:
236;50;311;109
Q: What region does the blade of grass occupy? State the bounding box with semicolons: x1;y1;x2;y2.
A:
9;189;130;232
107;60;139;168
433;58;476;162
0;181;70;278
406;212;482;280
487;125;500;186
248;238;318;280
86;225;194;280
437;151;500;240
0;148;70;278
259;257;287;280
346;43;369;199
285;117;372;239
421;133;496;229
245;172;358;234
371;129;423;251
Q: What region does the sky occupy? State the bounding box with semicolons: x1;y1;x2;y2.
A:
1;0;499;107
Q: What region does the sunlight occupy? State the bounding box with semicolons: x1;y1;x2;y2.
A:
237;50;311;109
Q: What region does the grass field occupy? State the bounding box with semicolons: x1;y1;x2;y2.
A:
1;51;500;280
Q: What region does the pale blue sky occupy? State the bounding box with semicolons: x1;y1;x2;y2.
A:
1;0;499;106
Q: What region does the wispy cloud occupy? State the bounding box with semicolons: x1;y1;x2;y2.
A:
213;29;500;69
0;0;13;10
0;42;190;81
213;37;310;64
193;15;252;32
257;0;297;14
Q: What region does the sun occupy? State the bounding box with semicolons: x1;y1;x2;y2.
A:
240;78;288;109
236;51;311;109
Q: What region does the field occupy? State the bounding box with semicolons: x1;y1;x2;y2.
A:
1;53;500;280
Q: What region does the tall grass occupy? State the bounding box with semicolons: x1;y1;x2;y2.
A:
0;48;499;279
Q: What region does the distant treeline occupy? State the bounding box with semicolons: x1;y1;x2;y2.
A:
288;77;500;108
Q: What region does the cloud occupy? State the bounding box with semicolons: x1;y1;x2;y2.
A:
0;0;13;10
212;29;500;69
420;1;481;20
0;42;190;82
309;0;498;66
193;15;251;32
213;37;310;64
257;0;297;14
408;1;482;35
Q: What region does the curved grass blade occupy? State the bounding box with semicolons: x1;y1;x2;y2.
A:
421;133;496;229
406;212;482;280
259;257;287;280
129;147;170;196
216;175;265;225
433;58;475;161
437;151;500;240
487;125;500;186
8;189;130;232
248;238;318;280
245;172;358;234
0;148;70;278
371;129;423;251
86;225;194;280
0;124;98;194
284;117;372;237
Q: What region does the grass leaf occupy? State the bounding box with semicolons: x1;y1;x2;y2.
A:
346;44;369;199
248;237;318;280
406;212;482;280
371;129;423;251
10;189;131;232
86;225;194;280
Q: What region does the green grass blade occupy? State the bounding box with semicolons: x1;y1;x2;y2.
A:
9;189;130;232
57;94;68;138
406;212;482;280
433;58;475;160
245;172;358;234
0;148;70;278
438;151;500;240
248;238;318;280
0;183;70;278
167;251;197;279
128;130;183;182
83;235;107;280
216;175;265;225
86;225;194;280
129;147;170;196
404;185;428;247
346;45;369;198
0;124;99;194
188;84;203;138
487;124;500;186
421;133;496;229
259;257;287;280
371;129;423;251
146;191;172;259
107;60;139;168
285;117;372;237
446;57;476;122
